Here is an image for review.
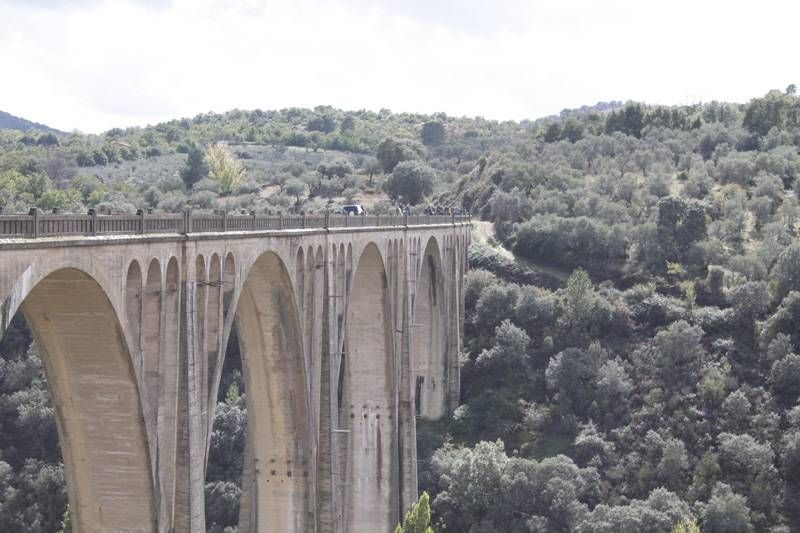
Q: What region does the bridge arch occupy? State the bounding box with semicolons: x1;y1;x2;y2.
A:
412;237;447;420
222;252;236;318
143;259;162;412
208;254;223;359
126;259;143;355
206;254;223;410
16;267;156;532
231;250;312;532
295;246;305;318
340;242;399;532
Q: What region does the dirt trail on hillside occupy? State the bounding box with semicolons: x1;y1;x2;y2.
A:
471;221;514;259
470;220;570;284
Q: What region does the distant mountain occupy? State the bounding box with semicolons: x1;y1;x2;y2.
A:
0;110;61;134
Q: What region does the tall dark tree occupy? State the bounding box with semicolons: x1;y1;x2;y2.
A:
421;121;446;147
180;143;208;190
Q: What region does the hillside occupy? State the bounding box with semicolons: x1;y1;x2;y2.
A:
4;88;800;531
0;110;61;134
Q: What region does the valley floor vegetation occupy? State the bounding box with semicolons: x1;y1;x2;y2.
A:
3;88;800;531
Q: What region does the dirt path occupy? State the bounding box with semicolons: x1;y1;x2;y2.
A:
471;221;514;259
471;220;570;283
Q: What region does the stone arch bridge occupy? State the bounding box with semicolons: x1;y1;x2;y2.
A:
0;211;469;533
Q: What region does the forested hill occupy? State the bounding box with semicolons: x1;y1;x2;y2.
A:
5;88;800;531
0;110;61;135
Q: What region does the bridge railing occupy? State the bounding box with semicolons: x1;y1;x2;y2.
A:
0;208;469;239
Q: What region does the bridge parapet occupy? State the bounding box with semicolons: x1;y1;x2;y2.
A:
0;208;469;239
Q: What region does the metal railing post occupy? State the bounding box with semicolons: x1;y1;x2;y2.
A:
251;211;257;230
222;211;228;232
29;207;39;239
88;208;97;236
184;208;193;234
137;209;145;234
278;213;283;230
302;212;307;228
324;212;330;230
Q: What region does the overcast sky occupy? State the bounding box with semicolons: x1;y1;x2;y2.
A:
0;0;797;133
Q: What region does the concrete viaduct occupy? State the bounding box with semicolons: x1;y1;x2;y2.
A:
0;211;470;533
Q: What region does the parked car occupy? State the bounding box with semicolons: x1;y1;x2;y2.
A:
342;204;365;215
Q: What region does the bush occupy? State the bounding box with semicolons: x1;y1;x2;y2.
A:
384;160;435;205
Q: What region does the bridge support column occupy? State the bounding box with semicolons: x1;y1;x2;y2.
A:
174;273;208;533
398;232;419;515
316;246;337;532
447;236;462;411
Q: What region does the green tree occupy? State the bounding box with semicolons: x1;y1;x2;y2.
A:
476;320;530;382
284;178;306;206
307;114;337;133
204;481;241;533
394;492;434;533
474;283;518;334
36;189;82;212
673;517;701;533
653;320;706;390
658;437;690;491
577;488;691;532
421;121;446;147
464;269;497;311
327;158;354;178
770;353;800;406
205;143;245;195
544;122;563;143
721;390;751;431
558;268;608;341
22;172;52;201
340;115;356;133
431;441;598;532
729;281;770;342
206;383;246;485
0;170;24;211
772;244;800;300
384;160;435;205
546;343;605;417
743;90;800;136
781;430;800;487
180;142;208;190
363;156;382;186
36;133;59;146
58;506;71;533
605;102;645;138
376;137;424;173
702;483;752;533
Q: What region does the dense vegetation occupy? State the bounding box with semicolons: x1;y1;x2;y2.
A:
3;87;800;531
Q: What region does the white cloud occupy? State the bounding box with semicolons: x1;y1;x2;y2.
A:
0;0;797;133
